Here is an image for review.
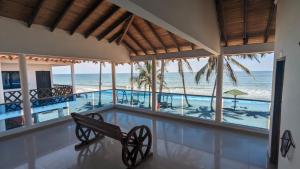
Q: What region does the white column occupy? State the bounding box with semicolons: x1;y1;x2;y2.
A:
98;62;102;106
19;54;32;126
130;62;134;105
111;62;116;105
152;57;157;111
0;63;4;103
71;64;76;93
215;55;224;123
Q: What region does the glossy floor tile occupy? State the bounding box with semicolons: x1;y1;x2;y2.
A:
0;109;269;169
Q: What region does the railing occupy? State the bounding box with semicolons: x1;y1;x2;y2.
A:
0;90;113;132
115;89;271;129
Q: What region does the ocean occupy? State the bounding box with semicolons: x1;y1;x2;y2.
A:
53;71;273;101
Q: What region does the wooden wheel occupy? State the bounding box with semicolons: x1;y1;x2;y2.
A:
122;125;152;168
75;113;104;142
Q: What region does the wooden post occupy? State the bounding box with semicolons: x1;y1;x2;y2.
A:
71;63;76;93
19;54;32;126
215;55;224;123
112;62;116;105
152;57;157;111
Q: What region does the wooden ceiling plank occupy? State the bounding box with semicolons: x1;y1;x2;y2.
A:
96;12;132;41
144;20;167;53
70;0;104;35
117;15;135;44
27;0;45;28
84;5;120;38
132;21;157;54
215;0;228;46
122;39;137;55
127;31;147;54
50;0;76;32
264;3;276;43
243;0;248;45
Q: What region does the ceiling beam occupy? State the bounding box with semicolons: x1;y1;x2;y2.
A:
215;0;228;46
167;31;180;51
96;12;132;41
243;0;248;45
127;31;147;54
221;42;274;55
70;0;104;35
117;15;135;44
122;39;138;55
108;28;123;43
50;0;76;32
27;0;45;28
132;21;157;54
264;3;276;43
84;5;120;38
144;21;167;53
131;49;213;61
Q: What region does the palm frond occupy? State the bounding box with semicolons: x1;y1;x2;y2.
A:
195;63;208;84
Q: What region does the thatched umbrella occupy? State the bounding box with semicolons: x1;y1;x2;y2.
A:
224;89;248;110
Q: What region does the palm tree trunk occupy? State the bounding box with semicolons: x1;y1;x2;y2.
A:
179;70;192;107
158;60;165;104
210;79;217;111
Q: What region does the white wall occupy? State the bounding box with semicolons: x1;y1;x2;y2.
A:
275;0;300;168
0;17;130;63
109;0;220;55
1;63;52;91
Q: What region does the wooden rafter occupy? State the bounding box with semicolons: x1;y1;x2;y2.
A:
122;39;137;55
167;31;180;51
132;22;157;54
70;0;104;35
243;0;248;45
117;15;135;44
144;21;167;53
264;3;276;43
27;0;45;27
50;0;76;32
108;28;123;43
84;5;120;38
215;0;228;46
127;31;147;54
96;12;132;41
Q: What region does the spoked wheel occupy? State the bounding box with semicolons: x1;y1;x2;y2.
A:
75;113;104;142
122;125;152;168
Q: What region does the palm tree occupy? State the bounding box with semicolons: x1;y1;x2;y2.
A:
177;59;193;107
157;60;168;104
132;61;153;108
195;54;265;111
98;62;105;106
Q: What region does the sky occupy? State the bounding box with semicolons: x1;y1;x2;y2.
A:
52;53;274;74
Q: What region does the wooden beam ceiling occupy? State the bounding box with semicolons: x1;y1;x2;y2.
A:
117;15;135;44
144;20;168;53
243;0;248;45
264;3;277;43
215;0;228;47
84;5;120;38
122;40;138;55
108;28;123;43
50;0;76;32
96;12;132;41
27;0;45;28
127;31;147;54
70;0;104;35
132;21;157;54
168;31;180;52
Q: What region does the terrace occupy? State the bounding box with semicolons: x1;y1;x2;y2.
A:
0;0;297;169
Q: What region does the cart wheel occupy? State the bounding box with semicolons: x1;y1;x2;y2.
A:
122;125;152;168
76;113;104;142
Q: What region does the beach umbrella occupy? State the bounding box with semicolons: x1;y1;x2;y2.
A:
224;89;248;110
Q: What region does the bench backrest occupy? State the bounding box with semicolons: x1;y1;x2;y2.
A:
71;113;122;141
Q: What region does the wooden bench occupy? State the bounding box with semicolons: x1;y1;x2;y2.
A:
71;112;152;168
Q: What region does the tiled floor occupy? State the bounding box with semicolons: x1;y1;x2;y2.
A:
0;109;270;169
